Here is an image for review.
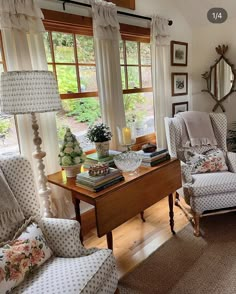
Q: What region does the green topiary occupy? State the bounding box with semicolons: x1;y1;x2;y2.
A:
59;128;86;166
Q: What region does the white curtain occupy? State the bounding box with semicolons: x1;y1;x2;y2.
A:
90;0;126;150
151;16;171;148
0;0;73;218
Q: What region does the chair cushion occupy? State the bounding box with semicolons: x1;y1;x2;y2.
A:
12;249;117;294
185;149;228;174
0;223;52;294
189;172;236;196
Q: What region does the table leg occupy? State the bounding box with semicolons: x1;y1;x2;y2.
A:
106;231;113;250
72;191;83;244
140;211;146;222
168;193;175;234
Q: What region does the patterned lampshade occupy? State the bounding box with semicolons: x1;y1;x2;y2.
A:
0;70;62;114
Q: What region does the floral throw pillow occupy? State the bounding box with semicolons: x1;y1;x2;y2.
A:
185;149;228;174
0;223;52;294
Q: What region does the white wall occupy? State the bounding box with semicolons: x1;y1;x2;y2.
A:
192;18;236;125
39;0;192;213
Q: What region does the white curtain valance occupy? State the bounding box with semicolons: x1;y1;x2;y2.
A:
0;0;44;33
90;0;120;40
151;16;170;46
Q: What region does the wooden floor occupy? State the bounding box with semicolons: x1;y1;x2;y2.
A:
84;196;189;279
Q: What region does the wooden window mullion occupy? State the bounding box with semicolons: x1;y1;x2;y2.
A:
0;32;7;71
123;40;128;89
48;31;57;79
137;42;142;88
73;34;81;93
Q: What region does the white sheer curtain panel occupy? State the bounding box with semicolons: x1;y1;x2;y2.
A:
0;0;74;218
151;16;171;148
90;0;126;150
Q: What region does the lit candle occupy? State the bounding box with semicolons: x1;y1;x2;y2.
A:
122;127;132;145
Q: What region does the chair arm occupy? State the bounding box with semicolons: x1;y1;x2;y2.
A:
181;161;193;184
227;152;236;173
40;218;92;257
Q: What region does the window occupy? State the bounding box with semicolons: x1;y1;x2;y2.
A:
0;32;20;155
43;31;101;151
120;39;154;138
43;9;155;151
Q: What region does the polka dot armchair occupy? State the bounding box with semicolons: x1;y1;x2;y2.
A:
0;155;118;294
165;113;236;237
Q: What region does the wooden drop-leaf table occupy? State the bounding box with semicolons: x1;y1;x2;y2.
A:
48;158;181;250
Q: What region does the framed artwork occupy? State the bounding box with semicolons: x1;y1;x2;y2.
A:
172;102;189;117
171;41;188;66
171;72;188;96
106;0;135;10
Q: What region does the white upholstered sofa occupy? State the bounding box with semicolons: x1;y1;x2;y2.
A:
0;155;118;293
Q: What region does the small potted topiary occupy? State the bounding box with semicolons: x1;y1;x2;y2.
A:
86;123;112;159
59;128;86;177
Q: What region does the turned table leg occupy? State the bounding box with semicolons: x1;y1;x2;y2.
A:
193;211;200;237
106;231;113;250
140;211;146;222
72;191;83;244
168;193;175;234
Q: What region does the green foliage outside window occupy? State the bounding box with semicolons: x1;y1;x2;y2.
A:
0;119;10;134
44;32;152;131
63;99;101;125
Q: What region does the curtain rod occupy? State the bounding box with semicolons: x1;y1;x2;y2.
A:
59;0;173;25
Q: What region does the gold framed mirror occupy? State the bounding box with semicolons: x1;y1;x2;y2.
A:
202;45;236;112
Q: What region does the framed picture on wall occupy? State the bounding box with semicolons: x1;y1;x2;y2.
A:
171;72;188;96
171;41;188;66
172;102;189;117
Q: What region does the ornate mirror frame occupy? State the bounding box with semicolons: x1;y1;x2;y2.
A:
202;45;236;112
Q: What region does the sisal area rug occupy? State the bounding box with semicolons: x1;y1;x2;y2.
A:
119;213;236;294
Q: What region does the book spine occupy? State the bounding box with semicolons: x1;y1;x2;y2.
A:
142;152;168;162
77;169;121;183
76;173;122;187
76;176;124;192
141;149;168;158
94;176;124;192
141;154;170;166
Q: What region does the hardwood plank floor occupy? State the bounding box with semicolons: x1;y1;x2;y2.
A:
83;196;189;279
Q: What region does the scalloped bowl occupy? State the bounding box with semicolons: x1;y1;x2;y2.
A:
114;151;142;173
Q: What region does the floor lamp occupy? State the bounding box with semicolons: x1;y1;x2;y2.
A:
0;70;62;217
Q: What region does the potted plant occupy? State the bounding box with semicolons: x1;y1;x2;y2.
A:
87;123;112;159
59;128;86;177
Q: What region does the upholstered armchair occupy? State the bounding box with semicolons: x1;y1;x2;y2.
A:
165;113;236;236
0;156;118;293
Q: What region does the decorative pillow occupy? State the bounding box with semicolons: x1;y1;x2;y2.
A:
0;222;52;294
185;148;228;174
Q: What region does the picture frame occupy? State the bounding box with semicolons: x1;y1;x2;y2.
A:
172;102;189;117
171;41;188;66
171;72;188;96
106;0;135;10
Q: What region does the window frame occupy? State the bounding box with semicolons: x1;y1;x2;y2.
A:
0;31;7;72
43;9;156;147
45;30;98;100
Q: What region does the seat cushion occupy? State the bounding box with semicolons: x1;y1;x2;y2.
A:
12;249;117;294
189;172;236;196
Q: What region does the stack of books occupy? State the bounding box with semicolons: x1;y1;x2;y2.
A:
76;168;124;192
83;150;121;168
137;148;170;167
